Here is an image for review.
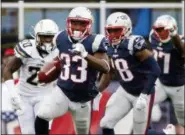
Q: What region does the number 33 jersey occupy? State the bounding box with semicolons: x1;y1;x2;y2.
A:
150;32;185;86
55;30;108;102
14;39;59;96
108;35;150;96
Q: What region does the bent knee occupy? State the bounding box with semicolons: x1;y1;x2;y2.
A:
100;116;117;129
36;106;53;121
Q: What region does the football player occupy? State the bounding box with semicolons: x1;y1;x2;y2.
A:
150;15;185;128
34;6;110;134
3;19;59;134
98;12;162;135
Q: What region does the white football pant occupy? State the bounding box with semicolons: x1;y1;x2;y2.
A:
154;79;184;126
100;86;155;134
37;86;98;134
18;90;53;134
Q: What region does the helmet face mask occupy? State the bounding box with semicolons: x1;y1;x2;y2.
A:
67;7;93;41
37;35;55;53
152;15;177;43
105;12;132;46
152;26;170;43
67;18;92;41
34;19;59;53
105;26;126;45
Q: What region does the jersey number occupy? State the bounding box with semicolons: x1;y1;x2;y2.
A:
153;50;170;74
27;66;40;85
60;54;87;83
113;59;134;81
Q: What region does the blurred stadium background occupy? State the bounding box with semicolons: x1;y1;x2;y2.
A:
1;0;184;134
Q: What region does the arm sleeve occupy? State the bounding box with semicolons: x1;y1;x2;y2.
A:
133;36;147;53
92;34;109;53
14;40;32;64
141;56;161;94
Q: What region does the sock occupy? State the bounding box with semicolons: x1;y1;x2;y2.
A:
35;116;49;135
102;128;115;135
147;129;166;135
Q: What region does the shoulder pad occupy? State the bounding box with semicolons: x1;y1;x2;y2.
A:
92;34;105;53
127;35;146;54
14;39;34;58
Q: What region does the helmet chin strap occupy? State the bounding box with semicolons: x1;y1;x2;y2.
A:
111;39;121;46
41;43;53;52
159;36;171;43
71;29;87;41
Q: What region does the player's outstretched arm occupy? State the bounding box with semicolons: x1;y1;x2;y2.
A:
171;34;185;58
85;52;110;73
3;56;24;114
3;56;22;81
136;49;161;94
98;72;112;92
98;57;113;92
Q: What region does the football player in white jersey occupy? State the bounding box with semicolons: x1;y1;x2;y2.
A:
3;19;59;134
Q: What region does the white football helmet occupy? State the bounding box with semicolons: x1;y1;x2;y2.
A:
34;19;59;53
153;15;177;43
67;6;93;41
105;12;132;45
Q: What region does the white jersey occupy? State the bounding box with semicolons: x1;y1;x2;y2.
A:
14;39;59;96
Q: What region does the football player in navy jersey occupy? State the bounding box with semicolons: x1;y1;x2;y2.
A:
34;6;110;134
98;12;163;135
150;15;185;130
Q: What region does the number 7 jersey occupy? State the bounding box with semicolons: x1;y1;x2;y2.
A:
14;39;59;96
150;32;185;86
55;31;108;102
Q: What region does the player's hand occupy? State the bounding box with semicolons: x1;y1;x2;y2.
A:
10;91;24;115
135;93;148;110
164;21;177;37
71;43;88;58
4;80;24;115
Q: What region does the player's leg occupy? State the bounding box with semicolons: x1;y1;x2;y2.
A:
35;86;69;134
18;95;35;134
133;92;155;134
70;101;91;134
154;79;168;104
147;124;176;135
168;85;185;126
100;86;132;135
33;92;54;134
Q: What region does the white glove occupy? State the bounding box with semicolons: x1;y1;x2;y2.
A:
71;43;88;58
135;93;148;110
4;80;24;115
164;21;177;37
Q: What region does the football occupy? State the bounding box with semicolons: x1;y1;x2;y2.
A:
38;60;61;83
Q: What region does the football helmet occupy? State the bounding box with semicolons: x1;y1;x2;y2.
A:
34;19;59;53
67;6;93;41
105;12;132;45
153;15;177;43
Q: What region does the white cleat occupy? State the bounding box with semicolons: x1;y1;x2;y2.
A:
163;124;176;134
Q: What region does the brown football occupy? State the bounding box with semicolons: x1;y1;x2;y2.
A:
38;60;61;83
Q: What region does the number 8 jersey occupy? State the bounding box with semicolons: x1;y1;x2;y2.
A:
107;35;151;96
14;39;59;96
55;31;108;102
150;32;185;86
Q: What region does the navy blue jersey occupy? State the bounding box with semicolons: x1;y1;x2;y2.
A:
108;35;152;96
150;32;185;86
56;30;108;102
